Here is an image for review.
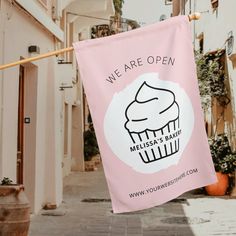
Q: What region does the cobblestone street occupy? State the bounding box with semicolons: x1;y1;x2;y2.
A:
29;166;236;236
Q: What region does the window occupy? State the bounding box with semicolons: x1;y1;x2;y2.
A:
165;0;172;5
91;25;110;39
211;0;218;10
197;33;204;53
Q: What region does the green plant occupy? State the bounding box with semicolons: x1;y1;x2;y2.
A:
209;134;236;174
195;50;228;110
84;114;99;161
1;177;13;185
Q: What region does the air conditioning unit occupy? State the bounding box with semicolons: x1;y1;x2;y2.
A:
52;0;62;21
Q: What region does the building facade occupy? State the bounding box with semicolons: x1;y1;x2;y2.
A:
194;0;236;151
0;0;114;213
172;0;236;193
173;0;236;148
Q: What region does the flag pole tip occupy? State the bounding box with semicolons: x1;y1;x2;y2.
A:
188;12;201;21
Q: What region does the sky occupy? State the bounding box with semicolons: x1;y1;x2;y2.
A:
122;0;164;26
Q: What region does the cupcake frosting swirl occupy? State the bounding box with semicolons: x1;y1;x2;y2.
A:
125;82;179;133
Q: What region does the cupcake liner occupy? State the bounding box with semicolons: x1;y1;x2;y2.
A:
129;117;180;164
138;139;180;163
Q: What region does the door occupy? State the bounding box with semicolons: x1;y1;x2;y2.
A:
17;65;24;184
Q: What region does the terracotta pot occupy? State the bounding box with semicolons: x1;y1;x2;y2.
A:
205;172;229;196
0;185;30;236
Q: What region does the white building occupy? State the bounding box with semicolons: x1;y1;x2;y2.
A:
0;0;114;213
192;0;236;148
174;0;236;148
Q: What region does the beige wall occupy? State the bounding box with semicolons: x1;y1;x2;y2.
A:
0;0;62;213
0;0;114;213
191;0;236;143
24;63;38;211
61;0;115;177
1;67;19;181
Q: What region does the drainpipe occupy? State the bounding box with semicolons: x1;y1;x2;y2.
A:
0;16;5;178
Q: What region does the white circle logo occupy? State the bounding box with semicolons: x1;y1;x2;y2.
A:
104;73;194;174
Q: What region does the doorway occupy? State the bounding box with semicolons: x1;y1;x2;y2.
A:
17;63;38;212
17;65;24;184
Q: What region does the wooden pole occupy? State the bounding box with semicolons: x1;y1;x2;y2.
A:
0;47;74;71
0;13;201;71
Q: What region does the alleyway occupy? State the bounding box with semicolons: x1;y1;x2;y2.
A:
29;166;236;236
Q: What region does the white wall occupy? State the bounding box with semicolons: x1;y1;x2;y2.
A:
0;0;3;180
193;0;236;115
43;57;63;207
67;0;107;14
0;1;62;213
60;0;115;177
1;66;18;181
123;0;172;25
0;0;115;213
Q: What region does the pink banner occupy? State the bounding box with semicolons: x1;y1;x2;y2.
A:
73;16;217;213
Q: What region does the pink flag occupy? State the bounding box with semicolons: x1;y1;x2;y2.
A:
73;16;217;213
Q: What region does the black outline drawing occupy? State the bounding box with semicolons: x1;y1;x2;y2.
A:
124;81;180;164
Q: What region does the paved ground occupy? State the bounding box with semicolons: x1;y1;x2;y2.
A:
29;166;236;236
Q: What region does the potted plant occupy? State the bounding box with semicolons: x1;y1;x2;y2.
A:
84;113;100;171
0;177;30;235
205;134;236;195
195;51;235;195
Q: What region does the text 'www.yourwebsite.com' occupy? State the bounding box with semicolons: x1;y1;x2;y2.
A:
129;168;198;198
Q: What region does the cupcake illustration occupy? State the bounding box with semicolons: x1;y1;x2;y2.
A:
124;81;180;164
